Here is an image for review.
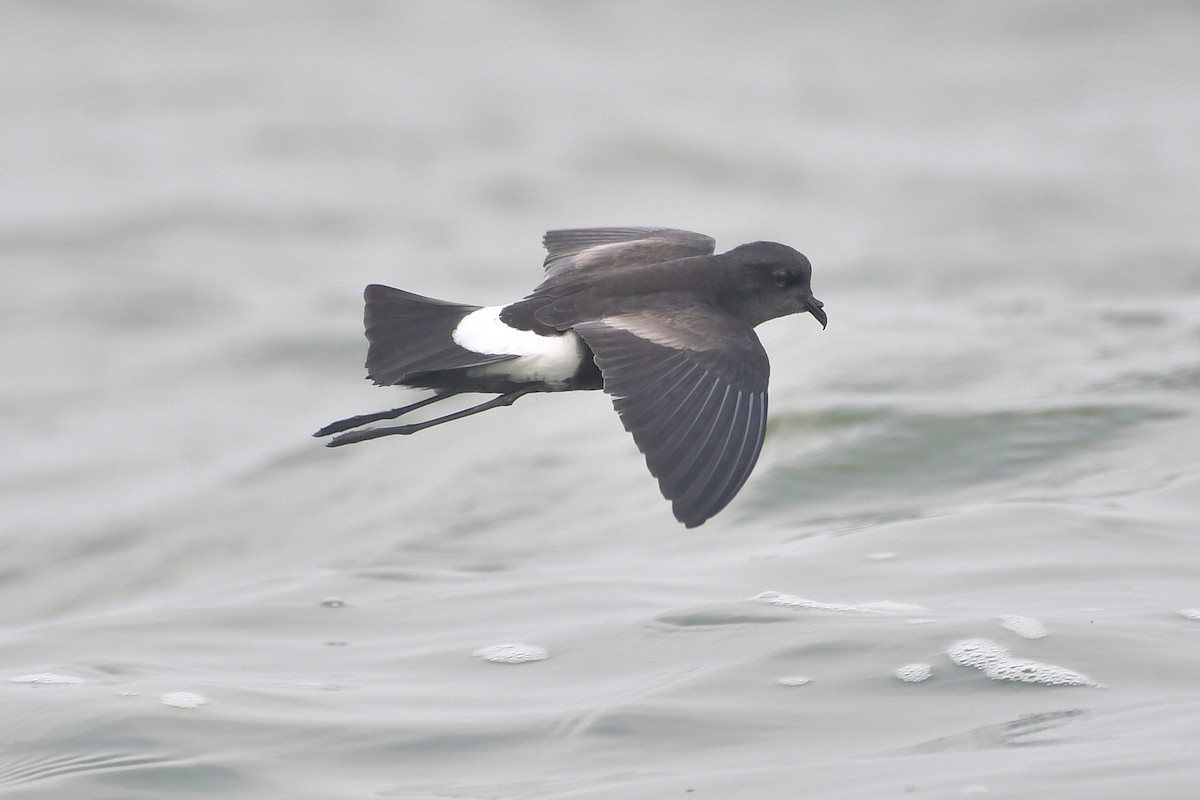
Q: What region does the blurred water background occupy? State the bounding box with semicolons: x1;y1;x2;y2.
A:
3;1;1200;797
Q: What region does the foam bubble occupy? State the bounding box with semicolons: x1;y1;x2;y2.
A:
999;614;1047;639
1177;608;1200;621
752;591;856;612
161;692;207;709
474;643;548;664
9;673;83;685
946;638;1009;668
778;676;811;687
320;596;346;608
864;551;898;561
859;601;928;613
946;638;1095;687
752;591;926;614
894;663;933;682
982;658;1094;686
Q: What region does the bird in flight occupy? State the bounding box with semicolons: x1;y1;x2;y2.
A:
315;227;826;527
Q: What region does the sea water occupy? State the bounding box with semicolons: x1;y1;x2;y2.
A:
3;2;1199;797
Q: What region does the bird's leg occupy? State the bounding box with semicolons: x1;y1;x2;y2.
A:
323;387;537;447
313;392;458;438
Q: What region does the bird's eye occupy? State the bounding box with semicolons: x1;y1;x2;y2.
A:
773;270;794;288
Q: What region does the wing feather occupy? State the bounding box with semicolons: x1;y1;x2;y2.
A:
574;310;770;527
617;361;703;435
542;227;716;278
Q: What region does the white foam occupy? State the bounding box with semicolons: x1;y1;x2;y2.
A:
453;307;584;387
1177;608;1200;621
983;658;1094;685
946;638;1008;669
859;600;929;613
946;638;1096;687
474;643;548;664
999;614;1047;639
778;676;811;687
894;663;933;682
161;691;207;708
753;592;859;612
10;673;83;685
752;591;926;614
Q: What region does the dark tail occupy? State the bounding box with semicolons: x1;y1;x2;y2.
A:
363;284;513;386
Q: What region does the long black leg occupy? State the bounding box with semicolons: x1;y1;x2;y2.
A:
313;392;458;438
323;387;537;447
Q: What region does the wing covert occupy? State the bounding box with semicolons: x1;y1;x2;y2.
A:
542;227;716;278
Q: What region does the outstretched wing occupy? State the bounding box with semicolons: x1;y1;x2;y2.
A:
573;309;770;527
542;227;716;279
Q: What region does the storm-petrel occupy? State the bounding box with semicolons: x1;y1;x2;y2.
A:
315;227;826;527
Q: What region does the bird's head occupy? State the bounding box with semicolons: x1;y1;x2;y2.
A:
721;241;826;329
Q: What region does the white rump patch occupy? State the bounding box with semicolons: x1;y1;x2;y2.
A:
453;306;585;387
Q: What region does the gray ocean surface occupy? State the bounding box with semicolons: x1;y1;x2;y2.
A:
3;2;1200;797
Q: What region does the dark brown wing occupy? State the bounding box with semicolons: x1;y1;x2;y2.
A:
541;227;716;279
573;309;769;527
